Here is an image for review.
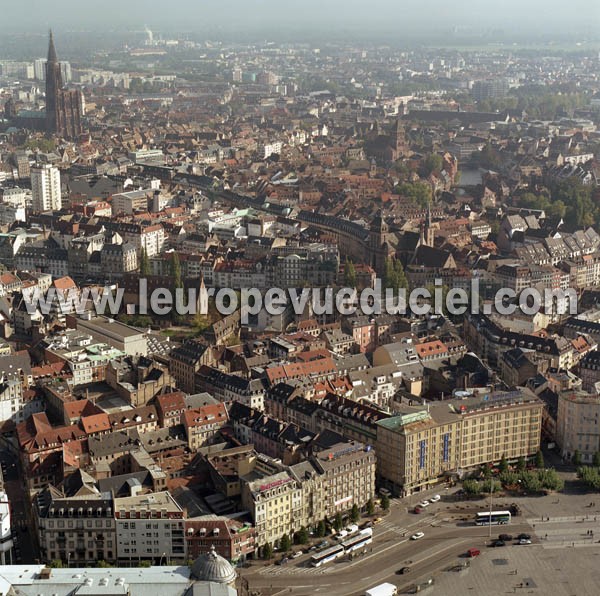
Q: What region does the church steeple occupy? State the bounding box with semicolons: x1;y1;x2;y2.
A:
45;29;63;134
421;201;435;247
47;29;58;63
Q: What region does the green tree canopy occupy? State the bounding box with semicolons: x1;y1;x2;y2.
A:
295;527;309;545
366;498;375;516
419;153;444;178
279;533;292;552
139;247;150;276
262;542;273;559
344;258;357;288
395;181;432;208
380;494;390;511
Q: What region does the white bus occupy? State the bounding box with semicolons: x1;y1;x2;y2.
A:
475;510;512;525
310;544;344;567
341;528;373;553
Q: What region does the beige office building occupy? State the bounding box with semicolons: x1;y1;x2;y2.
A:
376;389;543;495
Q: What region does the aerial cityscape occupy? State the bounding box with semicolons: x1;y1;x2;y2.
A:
1;1;600;595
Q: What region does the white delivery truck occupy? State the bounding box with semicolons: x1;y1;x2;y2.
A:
365;583;398;596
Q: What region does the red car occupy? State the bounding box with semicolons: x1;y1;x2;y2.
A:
467;548;481;557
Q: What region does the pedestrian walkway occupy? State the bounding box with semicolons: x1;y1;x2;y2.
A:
377;519;409;536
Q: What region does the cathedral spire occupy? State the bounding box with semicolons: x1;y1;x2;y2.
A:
47;29;58;63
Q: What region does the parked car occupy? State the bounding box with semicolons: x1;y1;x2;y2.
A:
309;545;317;552
414;506;423;514
517;533;531;540
374;517;383;524
396;566;411;575
318;540;329;548
411;532;425;540
429;494;441;502
467;548;481;557
491;540;506;547
362;521;373;528
518;538;532;545
276;557;289;566
292;550;303;558
418;500;430;508
498;534;513;541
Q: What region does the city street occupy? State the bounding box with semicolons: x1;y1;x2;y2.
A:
239;489;600;596
0;446;37;564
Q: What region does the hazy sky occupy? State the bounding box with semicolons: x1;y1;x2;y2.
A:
1;0;598;38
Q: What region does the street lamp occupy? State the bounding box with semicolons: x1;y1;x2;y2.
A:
159;552;166;566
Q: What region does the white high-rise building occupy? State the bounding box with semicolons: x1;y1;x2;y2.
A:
60;61;72;83
34;58;46;80
31;164;61;212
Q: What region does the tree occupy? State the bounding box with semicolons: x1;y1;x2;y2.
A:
316;520;326;538
395;181;433;209
366;498;375;516
139;247;150;276
535;450;545;469
480;464;492;479
481;479;501;494
573;450;583;466
517;456;526;472
499;470;518;488
350;503;360;523
344;258;357;288
295;527;309;545
394;258;408;291
593;452;600;467
170;252;183;287
499;454;509;474
280;533;292;552
462;479;481;496
383;258;408;293
538;468;564;492
97;560;112;568
50;559;64;568
419;153;444;178
170;252;184;322
380;494;390;511
578;466;600;490
262;543;273;559
520;471;542;493
333;512;343;531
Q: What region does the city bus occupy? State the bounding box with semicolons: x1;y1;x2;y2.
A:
310;544;344;567
475;510;512;525
341;528;373;553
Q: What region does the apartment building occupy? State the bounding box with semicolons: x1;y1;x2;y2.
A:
195;366;266;411
182;403;229;450
169;340;212;393
239;440;375;548
36;488;115;565
376;388;543;495
185;517;256;563
556;389;600;463
241;471;302;548
114;491;185;563
31;164;61;212
311;441;376;516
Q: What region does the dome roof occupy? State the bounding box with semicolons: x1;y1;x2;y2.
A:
191;546;237;584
